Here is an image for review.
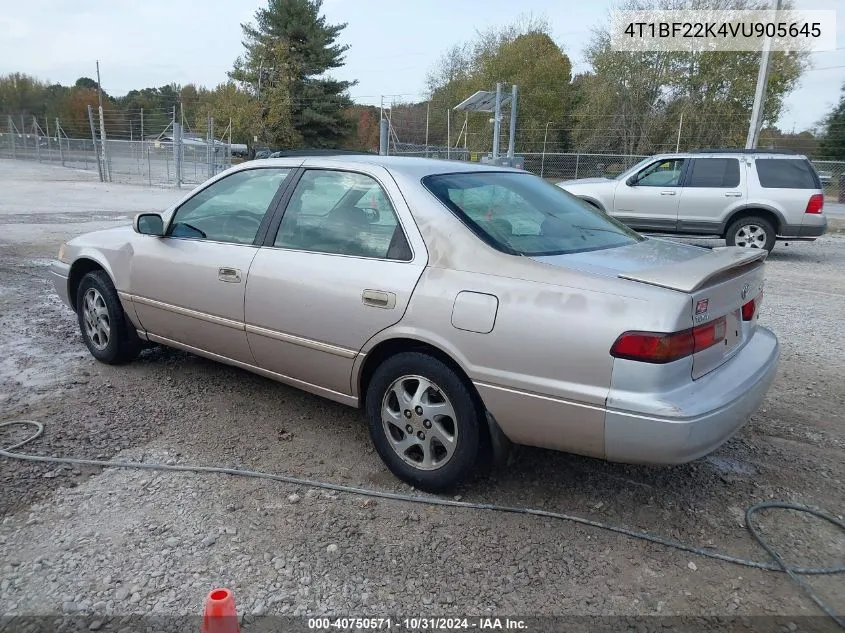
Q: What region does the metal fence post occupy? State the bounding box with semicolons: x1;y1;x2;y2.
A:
8;116;15;159
173;122;182;188
55;118;63;166
98;106;111;182
45;117;52;162
33;117;40;162
575;153;580;179
88;106;104;182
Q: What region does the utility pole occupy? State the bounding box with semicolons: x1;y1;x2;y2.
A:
676;112;684;153
746;0;782;149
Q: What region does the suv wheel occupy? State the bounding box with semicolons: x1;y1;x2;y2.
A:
726;216;776;251
365;352;481;492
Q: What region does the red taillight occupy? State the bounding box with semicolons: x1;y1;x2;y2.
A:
805;194;824;214
610;317;726;363
693;316;726;351
742;293;763;321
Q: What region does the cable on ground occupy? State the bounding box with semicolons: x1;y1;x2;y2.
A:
1;420;843;628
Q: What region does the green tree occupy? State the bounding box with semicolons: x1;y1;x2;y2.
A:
425;18;574;154
230;0;355;148
74;77;99;92
818;84;845;160
573;0;808;154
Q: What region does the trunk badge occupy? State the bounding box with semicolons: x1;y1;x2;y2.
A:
695;299;709;315
741;283;750;300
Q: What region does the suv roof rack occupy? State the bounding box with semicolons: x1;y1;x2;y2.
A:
689;148;798;155
269;149;376;156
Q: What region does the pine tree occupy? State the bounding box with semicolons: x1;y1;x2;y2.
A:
230;0;355;148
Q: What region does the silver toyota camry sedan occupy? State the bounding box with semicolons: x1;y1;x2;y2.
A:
51;155;779;491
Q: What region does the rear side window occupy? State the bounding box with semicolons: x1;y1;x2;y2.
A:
686;158;740;188
423;172;642;257
755;159;819;189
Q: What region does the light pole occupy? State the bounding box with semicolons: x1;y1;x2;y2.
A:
541;121;553;178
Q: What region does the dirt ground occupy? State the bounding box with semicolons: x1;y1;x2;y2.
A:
1;159;843;624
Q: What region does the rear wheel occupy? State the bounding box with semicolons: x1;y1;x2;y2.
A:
365;352;481;492
76;270;141;365
726;216;776;251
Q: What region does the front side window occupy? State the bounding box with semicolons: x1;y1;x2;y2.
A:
633;159;685;187
168;168;290;244
424;172;643;257
274;170;411;260
686;158;740;188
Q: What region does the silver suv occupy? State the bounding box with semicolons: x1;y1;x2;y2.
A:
556;150;827;251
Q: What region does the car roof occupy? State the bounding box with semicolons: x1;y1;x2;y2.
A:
241;154;525;178
649;151;809;160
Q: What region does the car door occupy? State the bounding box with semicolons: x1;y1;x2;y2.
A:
677;157;745;234
244;167;426;398
611;157;687;232
129;166;293;363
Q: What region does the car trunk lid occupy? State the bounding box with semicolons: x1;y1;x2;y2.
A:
533;241;767;379
618;246;766;379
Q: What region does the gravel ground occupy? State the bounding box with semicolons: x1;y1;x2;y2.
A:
0;159;844;623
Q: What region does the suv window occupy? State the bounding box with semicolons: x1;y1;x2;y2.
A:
168;168;290;244
274;170;412;260
633;159;685;187
424;171;642;256
687;158;740;188
756;159;820;189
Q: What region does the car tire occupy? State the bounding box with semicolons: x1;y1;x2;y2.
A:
76;270;141;365
365;352;481;492
725;216;776;251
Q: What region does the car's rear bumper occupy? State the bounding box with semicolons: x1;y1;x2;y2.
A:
604;326;779;464
50;261;72;310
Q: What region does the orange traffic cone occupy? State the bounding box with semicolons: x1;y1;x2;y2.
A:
201;588;240;633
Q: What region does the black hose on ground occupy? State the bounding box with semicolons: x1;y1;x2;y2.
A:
1;420;843;628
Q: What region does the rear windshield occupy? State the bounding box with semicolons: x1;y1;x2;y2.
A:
423;172;643;256
755;159;820;189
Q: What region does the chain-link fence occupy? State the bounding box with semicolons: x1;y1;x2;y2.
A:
392;145;845;201
813;160;845;202
1;113;232;188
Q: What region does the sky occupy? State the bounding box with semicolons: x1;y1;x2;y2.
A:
0;0;843;132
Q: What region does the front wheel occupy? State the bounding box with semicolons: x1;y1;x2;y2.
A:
365;352;481;492
76;270;141;365
725;216;776;251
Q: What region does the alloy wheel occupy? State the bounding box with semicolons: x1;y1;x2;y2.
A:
82;287;111;350
734;224;767;249
381;375;458;471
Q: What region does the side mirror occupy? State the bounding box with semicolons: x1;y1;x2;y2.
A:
133;213;164;236
626;176;639;186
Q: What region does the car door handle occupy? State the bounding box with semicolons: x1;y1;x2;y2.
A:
660;191;676;196
362;289;396;309
724;192;742;197
218;267;242;283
